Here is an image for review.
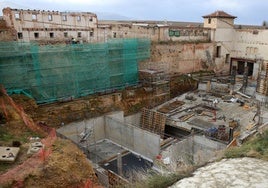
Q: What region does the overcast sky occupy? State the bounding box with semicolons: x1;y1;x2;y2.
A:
1;0;267;25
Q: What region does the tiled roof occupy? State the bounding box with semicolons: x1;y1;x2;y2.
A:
203;11;236;19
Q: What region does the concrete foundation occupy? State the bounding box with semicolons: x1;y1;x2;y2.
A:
161;136;194;169
57;115;106;144
86;139;126;164
255;93;268;104
124;113;141;126
160;135;226;171
57;111;160;161
193;135;226;164
57;111;159;186
101;152;153;179
105;116;160;160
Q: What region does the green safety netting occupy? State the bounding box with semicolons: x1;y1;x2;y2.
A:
0;38;150;103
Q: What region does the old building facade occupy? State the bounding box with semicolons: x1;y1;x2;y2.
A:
203;11;268;79
97;21;211;43
203;11;268;100
1;7;211;43
1;7;268;99
2;7;97;43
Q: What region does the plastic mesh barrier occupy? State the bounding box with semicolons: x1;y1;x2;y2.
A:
0;38;150;103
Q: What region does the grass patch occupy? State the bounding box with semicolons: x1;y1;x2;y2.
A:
0;162;13;173
0;125;43;174
132;169;193;188
0;126;13;142
142;173;188;188
0;126;42;145
0;132;14;142
225;130;268;160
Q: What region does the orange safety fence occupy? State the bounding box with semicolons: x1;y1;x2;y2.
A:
0;86;57;186
84;179;103;188
0;149;42;185
0;86;98;187
84;179;93;188
0;86;46;136
0;128;57;186
12;180;24;188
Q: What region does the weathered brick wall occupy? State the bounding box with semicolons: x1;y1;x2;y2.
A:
139;42;215;74
0;19;14;41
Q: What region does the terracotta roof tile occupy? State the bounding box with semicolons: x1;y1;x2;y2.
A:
203;11;236;19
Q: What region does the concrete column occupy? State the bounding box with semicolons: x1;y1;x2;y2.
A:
117;153;123;176
252;61;260;80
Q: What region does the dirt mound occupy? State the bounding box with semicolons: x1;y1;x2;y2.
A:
0;90;45;137
0;87;100;187
23;139;100;188
11;94;38;114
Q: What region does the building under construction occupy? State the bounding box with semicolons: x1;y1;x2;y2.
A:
1;7;268;188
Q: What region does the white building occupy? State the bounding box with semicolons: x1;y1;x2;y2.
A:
203;10;268;100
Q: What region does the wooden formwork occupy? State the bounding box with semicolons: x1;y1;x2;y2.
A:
108;170;129;188
140;108;153;131
140;108;166;137
152;111;166;134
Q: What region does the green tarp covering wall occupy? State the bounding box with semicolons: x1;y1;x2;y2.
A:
0;38;150;103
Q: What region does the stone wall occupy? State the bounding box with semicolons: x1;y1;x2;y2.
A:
0;18;14;41
139;42;214;74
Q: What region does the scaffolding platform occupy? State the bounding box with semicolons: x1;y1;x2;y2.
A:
139;69;170;107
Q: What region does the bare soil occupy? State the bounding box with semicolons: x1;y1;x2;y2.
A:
0;93;100;187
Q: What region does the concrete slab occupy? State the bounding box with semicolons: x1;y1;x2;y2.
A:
188;118;216;130
27;141;44;154
0;147;20;163
100;152;153;180
163;90;257;134
86;139;126;164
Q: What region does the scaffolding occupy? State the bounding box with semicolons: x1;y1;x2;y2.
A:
139;69;170;108
0;38;150;103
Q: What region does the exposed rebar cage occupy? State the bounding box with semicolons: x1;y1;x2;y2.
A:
139;69;170;108
0;38;150;103
256;59;268;96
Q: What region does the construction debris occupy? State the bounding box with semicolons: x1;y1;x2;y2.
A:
0;147;20;163
27;141;44;154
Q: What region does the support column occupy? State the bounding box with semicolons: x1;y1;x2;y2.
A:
117;153;123;176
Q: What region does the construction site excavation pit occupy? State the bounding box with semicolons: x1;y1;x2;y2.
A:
57;111;160;185
56;75;268;186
